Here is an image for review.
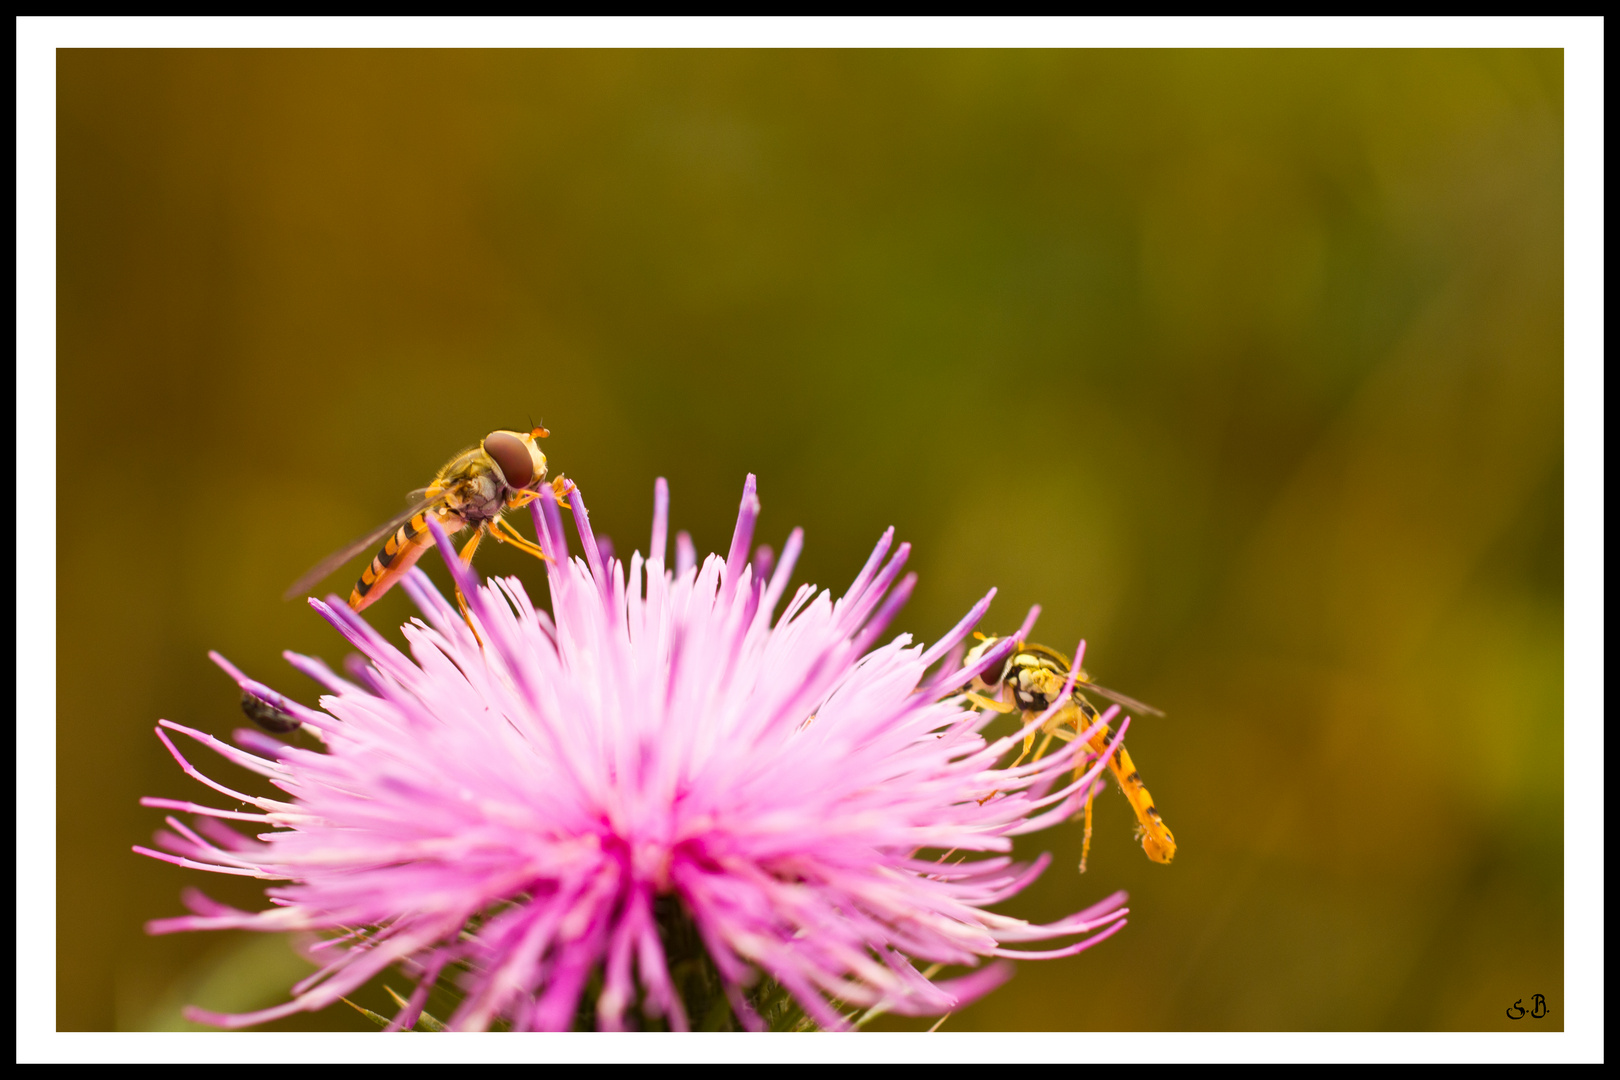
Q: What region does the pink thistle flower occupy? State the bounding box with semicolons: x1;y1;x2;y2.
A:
138;476;1130;1031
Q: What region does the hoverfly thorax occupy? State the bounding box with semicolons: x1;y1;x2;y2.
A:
481;429;548;493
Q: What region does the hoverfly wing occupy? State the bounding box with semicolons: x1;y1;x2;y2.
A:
282;495;444;601
1079;680;1166;718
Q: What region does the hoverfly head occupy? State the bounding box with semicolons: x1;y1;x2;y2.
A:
483;429;547;491
964;633;1010;692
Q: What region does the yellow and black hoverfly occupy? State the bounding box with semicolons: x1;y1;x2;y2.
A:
965;635;1174;872
285;427;565;616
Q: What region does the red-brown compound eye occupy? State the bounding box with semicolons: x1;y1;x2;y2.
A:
483;431;535;489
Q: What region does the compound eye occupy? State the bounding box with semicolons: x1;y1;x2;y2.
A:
483;431;535;489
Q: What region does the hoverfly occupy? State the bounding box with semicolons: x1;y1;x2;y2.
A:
965;635;1174;872
284;427;565;620
240;690;300;734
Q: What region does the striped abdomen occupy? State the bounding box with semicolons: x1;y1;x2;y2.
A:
1078;699;1176;864
349;509;461;612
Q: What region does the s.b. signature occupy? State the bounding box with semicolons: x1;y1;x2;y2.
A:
1506;994;1549;1019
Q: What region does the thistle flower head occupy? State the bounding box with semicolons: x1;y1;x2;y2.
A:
139;476;1129;1031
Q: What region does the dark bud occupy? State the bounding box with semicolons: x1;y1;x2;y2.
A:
241;691;300;733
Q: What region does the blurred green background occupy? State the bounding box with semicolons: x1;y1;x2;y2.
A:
57;49;1562;1032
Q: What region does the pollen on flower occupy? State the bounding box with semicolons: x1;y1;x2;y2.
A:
137;474;1130;1031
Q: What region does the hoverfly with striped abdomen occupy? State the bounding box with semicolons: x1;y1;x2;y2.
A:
964;635;1174;873
284;427;566;620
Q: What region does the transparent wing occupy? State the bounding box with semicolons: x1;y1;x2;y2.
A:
1078;680;1167;718
282;495;443;601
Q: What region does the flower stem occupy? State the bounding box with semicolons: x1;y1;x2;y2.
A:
652;896;809;1031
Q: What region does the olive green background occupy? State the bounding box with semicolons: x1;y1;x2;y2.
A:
57;50;1563;1031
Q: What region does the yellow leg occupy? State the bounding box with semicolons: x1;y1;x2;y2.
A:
488;515;551;563
978;727;1039;806
1078;785;1096;874
455;528;486;648
1034;708;1098;872
457;526;484;564
1064;706;1100;871
986;731;1061;805
1067;710;1088;784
